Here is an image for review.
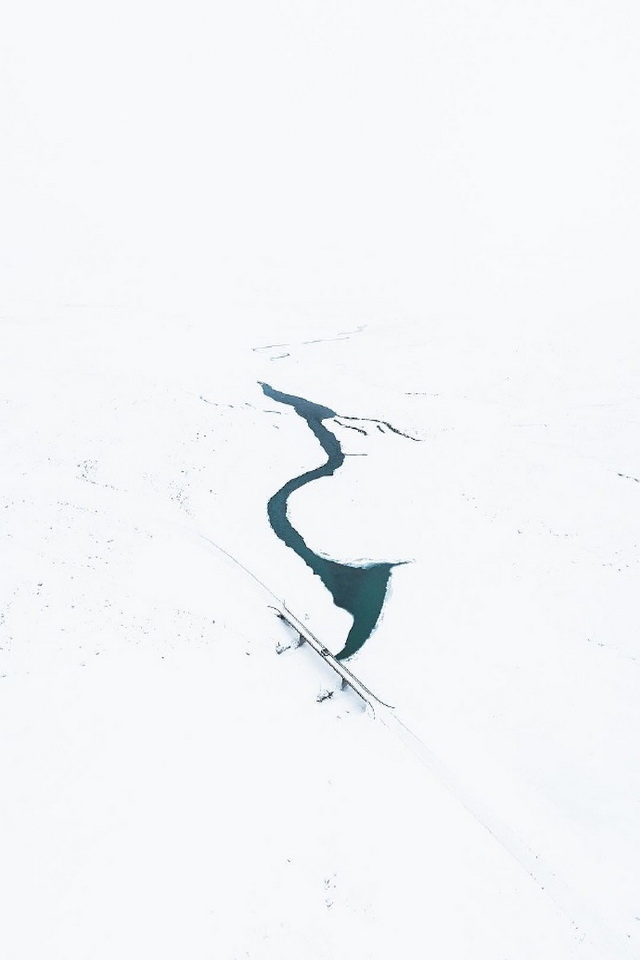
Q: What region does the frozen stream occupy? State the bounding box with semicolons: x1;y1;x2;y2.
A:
260;382;398;659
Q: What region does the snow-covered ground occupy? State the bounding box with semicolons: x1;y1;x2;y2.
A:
2;2;640;958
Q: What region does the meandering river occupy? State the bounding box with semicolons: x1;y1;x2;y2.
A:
260;382;398;660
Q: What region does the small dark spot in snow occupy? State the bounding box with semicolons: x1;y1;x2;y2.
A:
316;688;334;703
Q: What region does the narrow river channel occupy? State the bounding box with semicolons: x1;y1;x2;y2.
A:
260;382;398;660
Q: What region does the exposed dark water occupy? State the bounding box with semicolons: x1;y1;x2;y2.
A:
260;382;398;660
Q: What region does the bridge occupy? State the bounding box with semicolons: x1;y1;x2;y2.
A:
270;602;394;715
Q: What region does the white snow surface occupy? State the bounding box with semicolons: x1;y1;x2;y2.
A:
2;2;640;958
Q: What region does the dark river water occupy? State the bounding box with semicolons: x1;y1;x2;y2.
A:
260;382;397;660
